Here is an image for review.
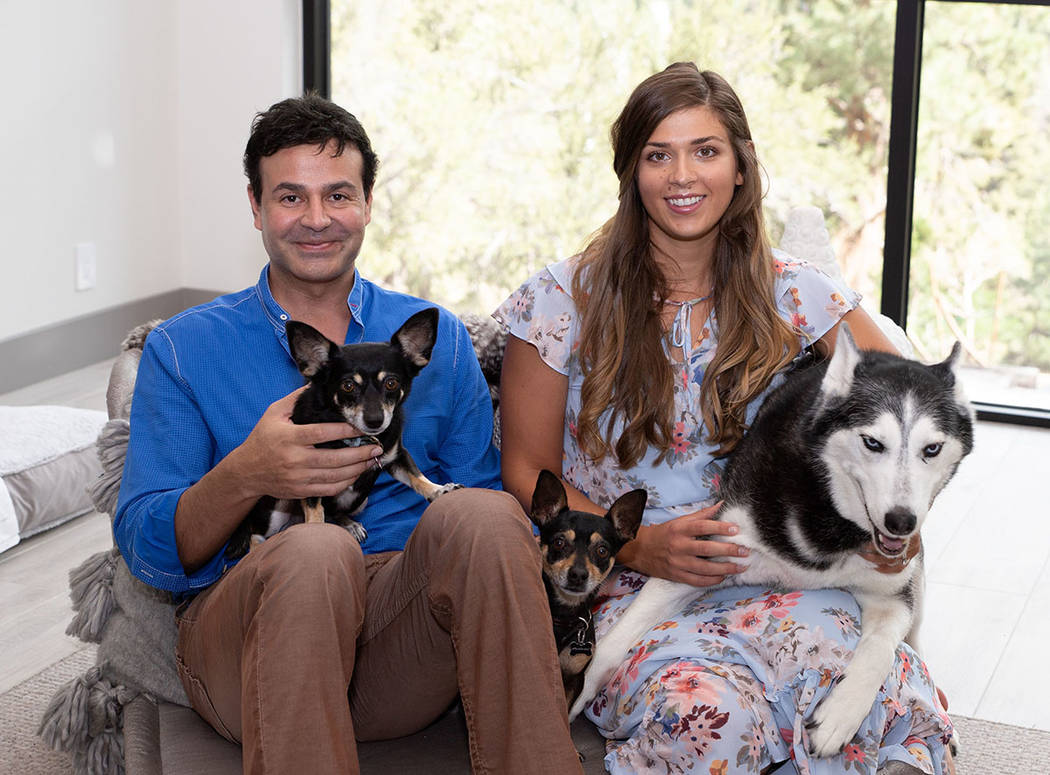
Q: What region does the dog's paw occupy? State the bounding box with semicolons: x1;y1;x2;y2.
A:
805;682;870;758
427;483;463;502
343;520;368;544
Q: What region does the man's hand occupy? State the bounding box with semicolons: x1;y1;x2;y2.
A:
859;534;922;574
617;502;750;586
174;387;383;573
229;386;384;502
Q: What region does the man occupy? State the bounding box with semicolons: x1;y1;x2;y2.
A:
113;95;583;774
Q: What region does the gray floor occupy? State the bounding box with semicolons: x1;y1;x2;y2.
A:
2;358;1049;733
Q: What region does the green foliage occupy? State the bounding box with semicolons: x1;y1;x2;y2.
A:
332;0;1050;387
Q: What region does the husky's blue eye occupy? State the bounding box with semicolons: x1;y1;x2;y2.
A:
861;435;884;453
923;442;943;458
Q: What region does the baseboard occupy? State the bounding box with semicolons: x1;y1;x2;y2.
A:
0;288;221;394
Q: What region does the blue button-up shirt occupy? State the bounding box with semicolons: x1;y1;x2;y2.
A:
113;266;501;594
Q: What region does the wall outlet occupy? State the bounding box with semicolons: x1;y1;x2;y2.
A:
75;242;97;291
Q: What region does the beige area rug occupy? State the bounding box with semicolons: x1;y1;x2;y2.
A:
1;646;95;775
2;646;1047;774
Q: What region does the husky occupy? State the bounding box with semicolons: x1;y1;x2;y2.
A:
569;325;975;758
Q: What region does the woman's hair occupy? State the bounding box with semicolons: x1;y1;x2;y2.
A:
572;62;799;467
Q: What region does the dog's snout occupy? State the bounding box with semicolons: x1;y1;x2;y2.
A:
884;508;916;536
567;564;589;588
363;403;385;430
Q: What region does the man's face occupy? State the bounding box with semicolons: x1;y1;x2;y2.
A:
249;141;372;292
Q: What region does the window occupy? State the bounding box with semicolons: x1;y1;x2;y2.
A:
326;0;894;314
312;0;1050;425
909;1;1050;411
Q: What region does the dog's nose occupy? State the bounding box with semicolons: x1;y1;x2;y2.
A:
884;508;916;536
567;565;588;588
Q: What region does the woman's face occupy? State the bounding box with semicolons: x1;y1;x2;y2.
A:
636;105;743;260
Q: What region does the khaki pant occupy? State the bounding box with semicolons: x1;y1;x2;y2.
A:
174;488;583;775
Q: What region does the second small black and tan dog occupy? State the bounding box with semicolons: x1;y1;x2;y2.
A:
226;307;460;560
528;469;646;706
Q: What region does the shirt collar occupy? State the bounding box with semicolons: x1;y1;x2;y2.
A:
255;264;369;344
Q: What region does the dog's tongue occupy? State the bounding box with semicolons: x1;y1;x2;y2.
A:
879;533;906;552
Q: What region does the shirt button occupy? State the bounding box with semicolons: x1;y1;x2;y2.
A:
280;314;288;321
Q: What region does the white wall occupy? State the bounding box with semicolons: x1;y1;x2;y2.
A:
176;0;302;293
0;0;301;343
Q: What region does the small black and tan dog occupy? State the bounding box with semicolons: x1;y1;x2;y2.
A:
226;307;460;560
528;469;646;706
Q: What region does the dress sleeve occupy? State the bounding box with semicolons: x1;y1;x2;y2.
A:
491;263;579;376
772;253;863;348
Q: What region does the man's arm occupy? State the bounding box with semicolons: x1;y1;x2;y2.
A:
173;388;384;573
431;316;502;490
114;332;383;589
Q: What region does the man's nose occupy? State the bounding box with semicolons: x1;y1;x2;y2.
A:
301;198;332;230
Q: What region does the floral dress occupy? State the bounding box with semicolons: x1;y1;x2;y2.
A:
493;252;953;775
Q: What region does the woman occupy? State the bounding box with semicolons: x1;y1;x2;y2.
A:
495;63;953;774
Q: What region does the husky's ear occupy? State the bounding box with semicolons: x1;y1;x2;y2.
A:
530;470;568;528
934;341;963;375
392;307;439;373
607;488;646;545
934;341;976;423
819;322;861;400
286;321;338;378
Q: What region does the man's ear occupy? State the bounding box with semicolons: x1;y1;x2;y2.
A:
364;192;372;227
248;184;263;231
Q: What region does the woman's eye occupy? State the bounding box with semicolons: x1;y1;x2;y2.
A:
646;151;669;162
861;435;884;453
697;146;716;158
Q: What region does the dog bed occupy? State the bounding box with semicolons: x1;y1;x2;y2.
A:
0;405;107;554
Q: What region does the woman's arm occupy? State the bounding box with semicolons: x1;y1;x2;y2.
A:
814;306;899;357
499;335;602;514
500;335;746;585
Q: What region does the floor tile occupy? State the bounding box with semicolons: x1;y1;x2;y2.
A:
974;557;1050;731
919;581;1028;718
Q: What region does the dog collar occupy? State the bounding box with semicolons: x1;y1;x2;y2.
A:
569;615;593;657
342;434;380;448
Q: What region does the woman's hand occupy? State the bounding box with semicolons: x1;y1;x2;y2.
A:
618;502;750;586
858;534;922;574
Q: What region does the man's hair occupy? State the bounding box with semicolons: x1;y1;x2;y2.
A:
243;93;380;201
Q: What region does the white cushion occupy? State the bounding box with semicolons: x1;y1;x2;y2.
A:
0;405;107;552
